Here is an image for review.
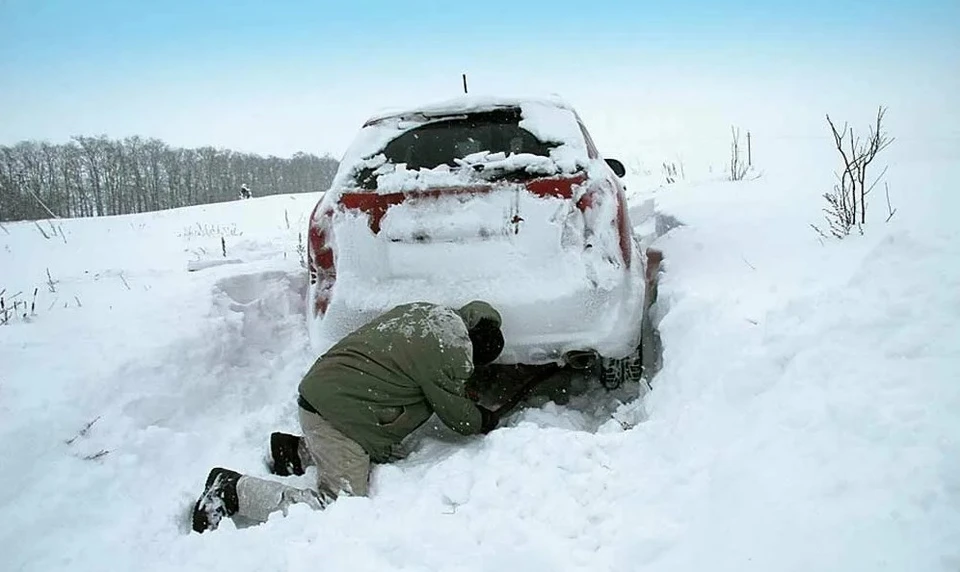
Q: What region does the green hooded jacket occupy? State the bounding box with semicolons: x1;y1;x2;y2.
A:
298;301;501;462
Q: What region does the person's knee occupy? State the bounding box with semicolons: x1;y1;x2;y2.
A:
319;465;369;499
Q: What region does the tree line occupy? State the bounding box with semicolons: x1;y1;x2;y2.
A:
0;136;339;222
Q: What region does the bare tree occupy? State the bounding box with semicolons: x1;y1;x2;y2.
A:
816;106;894;238
0;136;339;222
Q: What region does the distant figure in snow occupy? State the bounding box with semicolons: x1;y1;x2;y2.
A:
238;184;252;199
191;301;507;533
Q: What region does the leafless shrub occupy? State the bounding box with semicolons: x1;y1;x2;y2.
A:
729;126;749;181
46;268;58;293
81;450;110;461
884;182;897;222
65;416;109;460
627;158;651;178
815;106;894;238
177;222;243;240
297;232;307;269
34;221;50;239
662;162;678;184
1;287;38;325
66;416;101;445
33;220;65;242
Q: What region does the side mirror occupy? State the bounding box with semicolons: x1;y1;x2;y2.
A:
605;158;626;178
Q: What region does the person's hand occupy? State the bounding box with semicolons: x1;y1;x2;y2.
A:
478;406;500;434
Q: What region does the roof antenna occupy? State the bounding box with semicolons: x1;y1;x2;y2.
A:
462;73;468;94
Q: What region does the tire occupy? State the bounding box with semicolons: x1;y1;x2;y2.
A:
599;348;643;390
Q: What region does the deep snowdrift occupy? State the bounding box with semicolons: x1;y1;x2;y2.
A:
1;138;958;572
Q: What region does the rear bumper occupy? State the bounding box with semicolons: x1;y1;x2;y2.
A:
309;269;645;365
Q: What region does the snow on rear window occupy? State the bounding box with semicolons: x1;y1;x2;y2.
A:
517;100;588;172
328;97;589;195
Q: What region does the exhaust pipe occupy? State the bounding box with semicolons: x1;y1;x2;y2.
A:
563;349;599;371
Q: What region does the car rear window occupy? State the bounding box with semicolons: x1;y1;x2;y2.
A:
382;108;555;169
354;107;557;189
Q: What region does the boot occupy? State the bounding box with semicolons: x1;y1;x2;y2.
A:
191;467;241;533
270;432;305;476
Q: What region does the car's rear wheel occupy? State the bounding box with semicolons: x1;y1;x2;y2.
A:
599;351;643;390
600;246;664;391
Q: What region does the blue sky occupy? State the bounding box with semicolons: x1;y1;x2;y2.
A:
2;0;958;156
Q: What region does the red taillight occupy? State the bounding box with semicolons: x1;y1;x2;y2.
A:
525;173;587;199
311;228;334;271
307;205;335;275
307;203;336;317
339;192;405;233
575;183;633;269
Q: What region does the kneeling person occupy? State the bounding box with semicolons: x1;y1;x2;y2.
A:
192;301;505;532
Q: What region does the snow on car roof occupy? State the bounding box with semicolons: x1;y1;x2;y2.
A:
330;95;590;194
363;95;576;125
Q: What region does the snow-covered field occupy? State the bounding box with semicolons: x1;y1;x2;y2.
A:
1;136;958;571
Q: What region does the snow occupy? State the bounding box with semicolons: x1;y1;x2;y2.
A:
2;133;960;572
517;99;590;172
327;96;589;195
373;303;472;355
370;152;565;193
365;95;576;125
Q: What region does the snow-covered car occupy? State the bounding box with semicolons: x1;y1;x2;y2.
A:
306;96;657;387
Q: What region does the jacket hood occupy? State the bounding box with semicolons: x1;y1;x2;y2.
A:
456;301;502;330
